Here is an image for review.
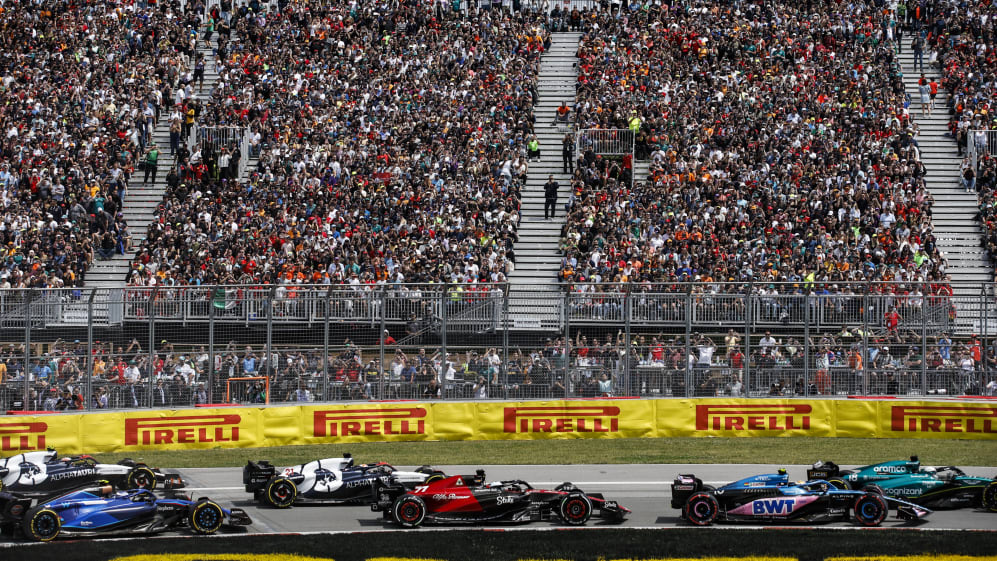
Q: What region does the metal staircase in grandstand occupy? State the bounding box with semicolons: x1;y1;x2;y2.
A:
897;49;993;333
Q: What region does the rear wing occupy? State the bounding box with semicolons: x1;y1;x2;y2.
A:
807;460;842;481
670;474;704;510
243;460;277;493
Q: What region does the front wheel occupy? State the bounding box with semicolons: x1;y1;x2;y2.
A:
558;493;592;526
853;493;888;527
983;481;997;513
684;493;719;526
188;500;224;535
126;466;157;490
392;495;426;528
264;477;297;509
23;508;61;542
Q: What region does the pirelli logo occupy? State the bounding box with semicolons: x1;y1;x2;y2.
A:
890;405;997;434
125;415;241;446
696;404;812;431
313;407;427;437
0;421;47;452
503;406;620;433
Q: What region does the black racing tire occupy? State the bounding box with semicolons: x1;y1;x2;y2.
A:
22;507;61;542
558;493;592;526
684;492;719;526
392;495;426;528
983;481;997;513
853;493;888;527
827;478;850;490
188;500;224;535
126;466;157;490
862;484;886;496
264;476;297;509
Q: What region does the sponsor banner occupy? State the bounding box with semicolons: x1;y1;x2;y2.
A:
877;402;997;440
657;400;834;437
474;400;654;440
0;414;81;455
430;403;477;441
114;408;258;451
303;404;431;444
261;406;303;448
832;400;878;438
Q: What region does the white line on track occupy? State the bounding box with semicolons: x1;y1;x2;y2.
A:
182;481;727;492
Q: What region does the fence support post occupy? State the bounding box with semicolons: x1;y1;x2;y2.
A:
564;290;571;399
862;283;870;396
87;289;96;410
379;286;387;400
149;287;158;407
441;285;448;391
207;290;216;404
23;289;32;411
684;283;693;398
743;282;752;397
624;285;632;396
921;282;930;397
323;286;332;402
266;286;274;402
502;285;510;400
803;288;811;396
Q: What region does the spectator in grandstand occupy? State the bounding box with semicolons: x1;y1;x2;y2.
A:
561;1;948;295
129;4;546;288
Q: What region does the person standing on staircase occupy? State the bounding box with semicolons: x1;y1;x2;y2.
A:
544;175;559;220
528;135;540;161
918;78;931;117
912;33;925;72
143;144;160;184
562;134;574;174
929;77;939;113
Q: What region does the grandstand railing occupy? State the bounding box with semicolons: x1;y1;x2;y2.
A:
193;125;250;179
0;282;994;411
968;129;997;173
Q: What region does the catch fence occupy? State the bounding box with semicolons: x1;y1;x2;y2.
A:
0;282;993;413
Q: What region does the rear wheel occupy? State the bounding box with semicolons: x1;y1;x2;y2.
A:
392;495;426;528
853;493;888;527
264;477;297;508
23;508;61;542
983;481;997;513
862;484;886;496
558;493;592;526
188;500;224;535
126;466;157;490
684;493;719;526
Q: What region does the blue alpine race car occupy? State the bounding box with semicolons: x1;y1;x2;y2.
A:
19;484;250;541
671;470;932;526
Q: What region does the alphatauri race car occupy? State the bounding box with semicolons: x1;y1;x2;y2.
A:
807;457;997;511
671;470;931;526
244;453;445;508
19;485;250;541
371;470;630;527
1;450;183;498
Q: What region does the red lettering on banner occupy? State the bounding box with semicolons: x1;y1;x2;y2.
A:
125;415;242;446
503;406;620;434
0;422;47;452
697;404;812;432
313;408;427;438
891;405;997;434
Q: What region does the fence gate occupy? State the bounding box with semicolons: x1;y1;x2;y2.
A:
576;128;635;188
968;128;997;173
195;126;250;180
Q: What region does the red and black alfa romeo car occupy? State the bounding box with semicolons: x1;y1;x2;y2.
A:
371;470;630;527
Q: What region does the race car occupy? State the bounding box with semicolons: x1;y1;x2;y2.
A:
807;457;997;511
671;470;931;526
243;453;446;508
18;484;250;541
1;450;183;498
371;469;630;527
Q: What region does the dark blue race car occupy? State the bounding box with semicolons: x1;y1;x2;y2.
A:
19;484;250;541
671;470;932;526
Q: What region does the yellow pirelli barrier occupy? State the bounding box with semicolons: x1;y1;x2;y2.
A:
1;398;994;455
